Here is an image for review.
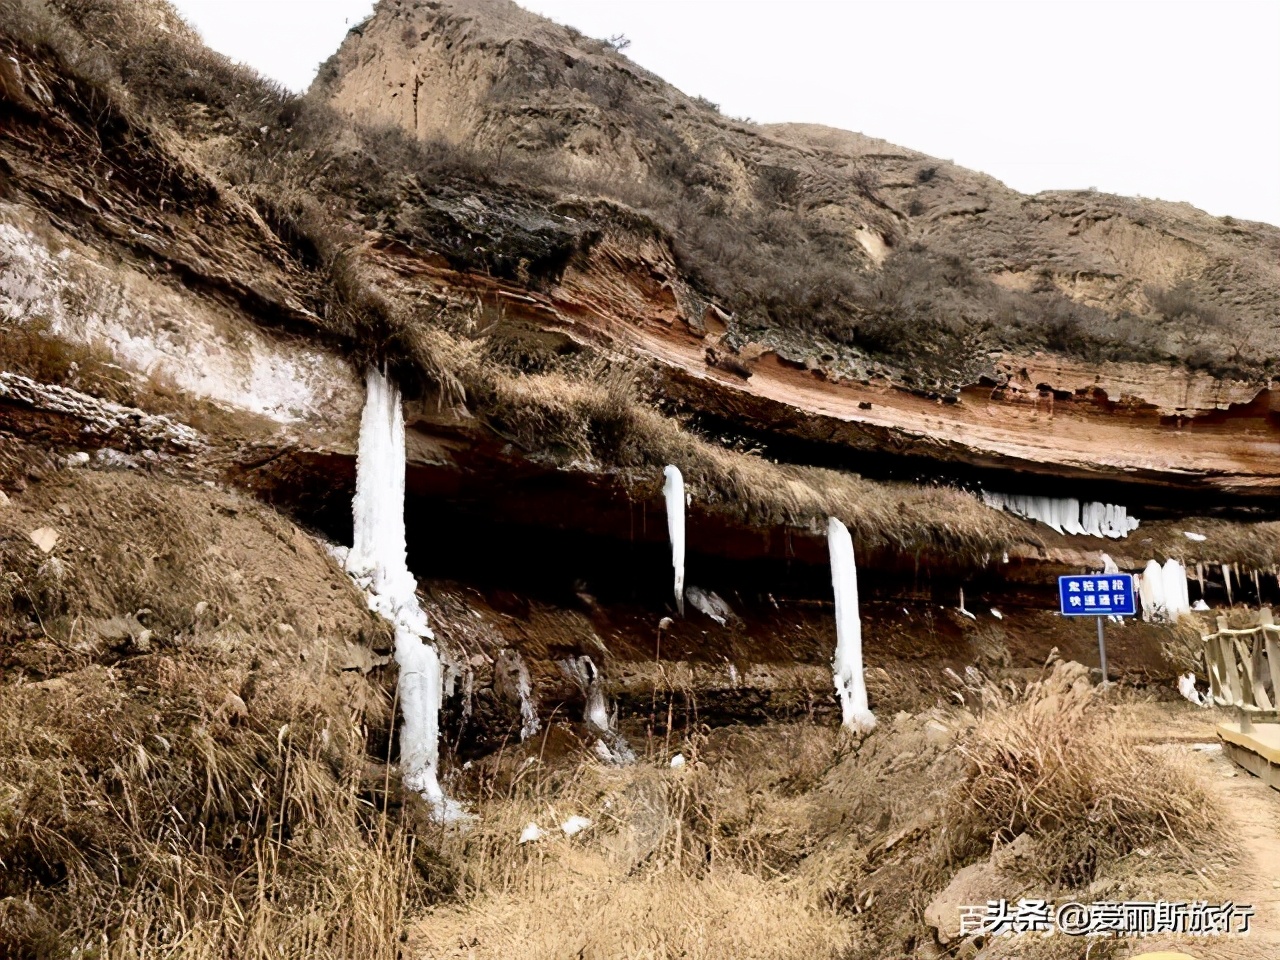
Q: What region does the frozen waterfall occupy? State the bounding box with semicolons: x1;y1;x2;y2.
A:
828;517;875;734
663;465;685;615
346;367;459;819
980;491;1139;539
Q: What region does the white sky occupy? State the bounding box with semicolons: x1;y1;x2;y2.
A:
171;0;1280;226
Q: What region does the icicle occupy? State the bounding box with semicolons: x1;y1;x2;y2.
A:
1161;558;1190;619
663;465;685;615
1063;498;1085;535
346;369;460;820
1253;568;1261;603
1222;563;1234;606
1196;561;1205;597
1139;559;1165;621
1099;553;1119;574
981;490;1139;539
1082;502;1104;538
828;517;875;734
957;587;976;619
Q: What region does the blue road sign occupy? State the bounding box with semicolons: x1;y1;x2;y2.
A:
1058;573;1136;617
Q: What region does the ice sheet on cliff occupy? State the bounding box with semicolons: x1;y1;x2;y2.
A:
828;517;875;734
346;368;462;820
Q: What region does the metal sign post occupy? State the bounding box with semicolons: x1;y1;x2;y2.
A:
1058;573;1137;687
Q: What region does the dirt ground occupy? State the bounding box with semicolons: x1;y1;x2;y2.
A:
1115;706;1280;960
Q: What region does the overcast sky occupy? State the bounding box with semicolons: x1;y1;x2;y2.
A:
171;0;1280;226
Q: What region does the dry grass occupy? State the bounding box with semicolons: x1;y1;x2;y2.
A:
416;871;851;960
0;672;419;960
938;664;1219;888
406;723;859;960
465;357;1029;565
0;465;423;959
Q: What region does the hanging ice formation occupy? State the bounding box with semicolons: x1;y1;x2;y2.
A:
495;648;540;741
1177;673;1206;707
1138;558;1190;622
345;368;460;820
564;655;634;764
1161;558;1191;619
663;465;686;615
686;586;735;626
980;491;1140;539
828;517;876;734
1139;559;1165;621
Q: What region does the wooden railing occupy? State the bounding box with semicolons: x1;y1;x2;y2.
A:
1202;607;1280;710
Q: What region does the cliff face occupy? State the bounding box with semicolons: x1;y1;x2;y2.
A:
0;2;1271;954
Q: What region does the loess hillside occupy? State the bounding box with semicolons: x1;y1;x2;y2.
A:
320;0;1280;386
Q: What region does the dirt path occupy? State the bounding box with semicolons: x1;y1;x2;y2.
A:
1124;707;1280;959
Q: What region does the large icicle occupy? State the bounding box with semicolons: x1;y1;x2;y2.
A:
346;368;459;819
828;517;875;734
1161;558;1191;619
663;465;685;615
1139;558;1165;621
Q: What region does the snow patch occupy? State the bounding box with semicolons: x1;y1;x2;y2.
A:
0;372;200;450
828;517;875;734
560;816;592;837
0;215;356;426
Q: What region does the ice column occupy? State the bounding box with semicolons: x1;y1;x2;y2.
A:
1161;558;1190;619
1139;558;1165;621
346;367;456;818
828;517;876;734
663;465;685;615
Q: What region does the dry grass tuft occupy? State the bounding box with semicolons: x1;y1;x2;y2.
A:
939;664;1218;888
